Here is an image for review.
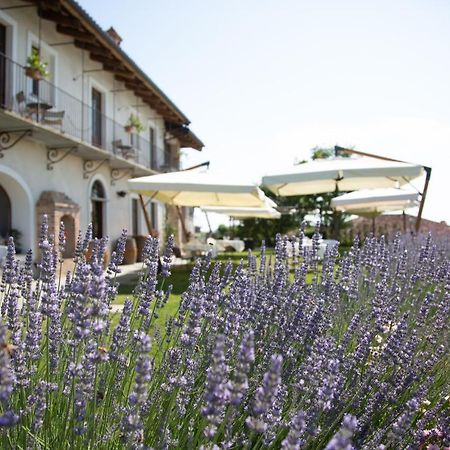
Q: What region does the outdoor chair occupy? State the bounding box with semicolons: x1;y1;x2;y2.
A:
15;91;34;118
112;139;137;159
42;110;65;129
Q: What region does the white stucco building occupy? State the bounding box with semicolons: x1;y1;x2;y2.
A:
0;0;203;255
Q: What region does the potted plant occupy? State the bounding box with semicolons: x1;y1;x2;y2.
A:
124;113;145;133
25;48;50;80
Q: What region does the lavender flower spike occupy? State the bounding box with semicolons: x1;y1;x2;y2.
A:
325;415;358;450
246;354;283;433
2;237;17;285
229;330;255;406
161;234;174;278
281;411;307;450
0;320;18;427
202;334;230;438
121;332;152;447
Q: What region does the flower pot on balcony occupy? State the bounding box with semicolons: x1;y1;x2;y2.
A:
124;125;135;133
25;66;43;81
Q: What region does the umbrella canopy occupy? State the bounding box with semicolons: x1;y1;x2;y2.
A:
127;171;270;207
262;157;424;196
201;205;281;219
330;188;419;216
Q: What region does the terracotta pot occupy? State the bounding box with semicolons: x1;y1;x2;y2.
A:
124;125;135;133
25;66;43;80
123;237;137;265
134;235;147;262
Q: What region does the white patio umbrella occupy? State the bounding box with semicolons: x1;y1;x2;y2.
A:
330;188;420;216
262;157;424;196
128;170;270;208
201;206;281;219
331;188;420;233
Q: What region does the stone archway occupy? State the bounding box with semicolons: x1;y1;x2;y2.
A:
36;191;80;258
0;166;34;253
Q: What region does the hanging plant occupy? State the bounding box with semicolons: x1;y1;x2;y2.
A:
125;113;145;133
25;48;50;80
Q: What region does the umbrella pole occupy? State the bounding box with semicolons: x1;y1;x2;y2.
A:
415;166;432;233
204;211;213;235
402;211;407;232
138;194;154;236
176;206;190;242
372;216;376;235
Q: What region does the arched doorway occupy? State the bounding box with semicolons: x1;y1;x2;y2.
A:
61;214;75;258
91;180;106;238
0;184;11;240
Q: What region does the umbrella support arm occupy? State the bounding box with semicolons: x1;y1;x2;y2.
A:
138;194;155;236
334;146;405;163
334;146;431;234
204;211;213;235
415;166;432;233
176;206;190;242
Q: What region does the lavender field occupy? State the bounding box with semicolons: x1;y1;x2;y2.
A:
0;217;449;449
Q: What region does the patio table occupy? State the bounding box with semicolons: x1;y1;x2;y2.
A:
26;101;53;122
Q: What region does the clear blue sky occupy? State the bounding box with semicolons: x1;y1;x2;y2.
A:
79;0;450;227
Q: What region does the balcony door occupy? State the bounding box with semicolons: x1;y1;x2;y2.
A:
0;184;11;240
91;88;103;147
149;127;156;169
0;24;6;107
91;180;106;238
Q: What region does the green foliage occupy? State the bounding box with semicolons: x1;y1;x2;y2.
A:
26;48;50;79
125;113;145;133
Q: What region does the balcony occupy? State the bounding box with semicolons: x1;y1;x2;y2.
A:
0;52;178;175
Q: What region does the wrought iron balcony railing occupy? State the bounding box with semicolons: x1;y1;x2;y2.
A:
0;52;179;172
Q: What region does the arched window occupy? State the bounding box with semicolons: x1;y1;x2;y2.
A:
91;180;106;238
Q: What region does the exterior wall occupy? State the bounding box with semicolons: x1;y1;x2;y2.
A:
0;6;168;166
0;6;190;255
0;138;151;254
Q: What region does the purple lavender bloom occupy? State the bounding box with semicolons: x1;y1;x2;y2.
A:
27;380;47;430
281;411;307;450
82;223;93;253
325;415;358;450
2;237;18;285
108;229;127;274
229;330;255;406
202;334;230;438
121;332;152;447
161;234;174;278
0;321;14;402
246;354;283;433
388;398;420;444
110;298;133;360
58;220;66;262
0;410;19;427
137;237;159;318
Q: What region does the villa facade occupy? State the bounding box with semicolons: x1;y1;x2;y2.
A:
0;0;203;255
